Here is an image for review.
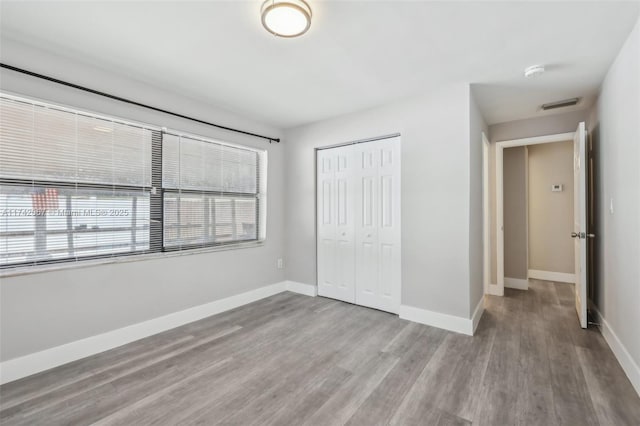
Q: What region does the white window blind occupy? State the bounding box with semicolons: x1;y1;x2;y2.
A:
162;133;265;249
0;94;157;267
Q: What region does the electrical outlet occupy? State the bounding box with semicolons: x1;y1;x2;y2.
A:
277;258;284;269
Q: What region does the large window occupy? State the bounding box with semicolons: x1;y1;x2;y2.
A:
0;93;266;269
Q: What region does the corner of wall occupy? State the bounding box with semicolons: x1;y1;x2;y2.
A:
468;86;489;318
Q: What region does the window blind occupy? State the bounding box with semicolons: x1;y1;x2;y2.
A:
0;94;158;267
162;132;264;249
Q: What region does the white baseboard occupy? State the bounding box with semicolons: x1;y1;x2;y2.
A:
284;280;317;297
399;304;478;336
0;280;316;385
591;307;640;397
471;297;485;334
505;277;528;290
528;269;575;283
487;283;503;296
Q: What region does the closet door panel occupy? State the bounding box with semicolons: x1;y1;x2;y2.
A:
376;139;401;312
317;150;337;298
334;145;355;299
355;141;381;309
317;146;355;303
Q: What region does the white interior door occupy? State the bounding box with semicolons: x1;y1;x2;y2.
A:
334;145;356;302
370;138;401;313
354;138;401;313
572;122;588;328
354;141;381;309
317;145;355;303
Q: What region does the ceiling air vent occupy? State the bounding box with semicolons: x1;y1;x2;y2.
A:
541;98;580;111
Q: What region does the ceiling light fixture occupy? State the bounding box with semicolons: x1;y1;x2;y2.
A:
524;64;545;78
261;0;312;38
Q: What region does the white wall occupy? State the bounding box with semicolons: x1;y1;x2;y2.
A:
588;16;640;386
0;39;286;362
284;83;478;320
469;91;488;315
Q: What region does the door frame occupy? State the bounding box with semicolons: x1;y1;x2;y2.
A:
482;132;491;295
493;131;575;296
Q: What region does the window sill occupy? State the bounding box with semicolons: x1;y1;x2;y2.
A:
0;240;266;279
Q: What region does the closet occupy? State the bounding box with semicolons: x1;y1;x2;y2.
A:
316;136;401;314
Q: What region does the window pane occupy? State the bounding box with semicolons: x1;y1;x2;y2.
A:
164;192;257;248
162;133;259;194
0;96;153;187
0;184;150;266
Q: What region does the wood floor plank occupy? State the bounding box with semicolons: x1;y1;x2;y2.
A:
337;311;405;373
265;367;353;426
389;332;472;426
515;303;557;426
381;321;424;355
89;357;235;426
436;307;496;421
553;282;575;307
346;326;447;426
472;289;522;426
576;345;640;425
547;339;600;425
434;410;473;426
301;351;399;426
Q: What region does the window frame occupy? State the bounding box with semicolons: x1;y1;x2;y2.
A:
0;92;267;272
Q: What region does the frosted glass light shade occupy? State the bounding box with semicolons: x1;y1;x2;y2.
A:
261;0;312;38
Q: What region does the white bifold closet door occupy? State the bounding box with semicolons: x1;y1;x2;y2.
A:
317;143;356;303
316;137;401;314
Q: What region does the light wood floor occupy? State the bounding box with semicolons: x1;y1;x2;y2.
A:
1;279;639;425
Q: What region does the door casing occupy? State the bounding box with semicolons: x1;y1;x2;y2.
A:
492;131;578;298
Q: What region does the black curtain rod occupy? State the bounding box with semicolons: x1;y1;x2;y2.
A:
0;63;280;143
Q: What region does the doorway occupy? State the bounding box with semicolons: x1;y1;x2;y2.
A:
489;123;590;328
316;135;401;314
